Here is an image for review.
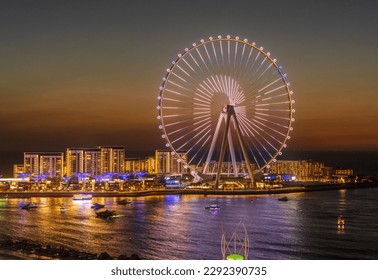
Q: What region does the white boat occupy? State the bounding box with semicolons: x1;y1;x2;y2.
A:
205;204;220;211
73;194;92;201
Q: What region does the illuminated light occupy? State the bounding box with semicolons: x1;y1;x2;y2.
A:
273;59;277;62
165;143;170;147
291;100;295;103
218;35;222;39
267;164;270;168
192;43;196;47
290;91;294;95
287;136;291;139
292;109;295;113
166;69;170;72
267;52;271;56
171;152;175;155
291;118;295;122
185;48;189;51
209;36;213;40
283;144;287;148
290;127;294;131
162;77;166;81
177;159;181;162
244;38;248;42
157;116;162;120
184;165;189;169
159;86;163;90
158;125;163;129
172;61;175;64
178;54;182;57
273;158;277;162
279;152;282;155
157;96;161;100
161;134;166;138
226;35;230;39
259;47;263;50
283;74;287;78
156;106;161;109
252;42;256;46
287;82;291;86
235;36;239;40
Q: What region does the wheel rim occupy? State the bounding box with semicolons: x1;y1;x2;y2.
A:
157;35;294;176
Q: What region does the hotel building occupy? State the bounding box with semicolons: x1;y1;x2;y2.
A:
84;148;102;176
124;156;156;174
99;146;125;173
155;150;188;175
266;160;325;181
13;164;25;178
24;152;64;177
66;147;124;176
66;148;85;176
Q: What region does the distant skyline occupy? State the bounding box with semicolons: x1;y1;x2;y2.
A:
0;0;377;153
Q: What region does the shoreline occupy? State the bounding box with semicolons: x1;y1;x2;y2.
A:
0;237;140;260
1;182;377;198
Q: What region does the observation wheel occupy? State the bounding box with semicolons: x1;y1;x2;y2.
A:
157;35;294;186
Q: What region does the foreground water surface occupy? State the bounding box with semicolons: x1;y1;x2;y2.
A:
1;186;378;260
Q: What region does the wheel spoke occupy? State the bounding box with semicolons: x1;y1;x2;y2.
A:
159;36;294;179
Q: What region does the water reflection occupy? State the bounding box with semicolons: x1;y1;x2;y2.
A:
338;189;346;213
0;188;378;259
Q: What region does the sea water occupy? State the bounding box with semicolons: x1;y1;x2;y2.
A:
1;185;378;260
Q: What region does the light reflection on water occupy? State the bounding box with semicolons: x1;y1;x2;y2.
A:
1;186;378;259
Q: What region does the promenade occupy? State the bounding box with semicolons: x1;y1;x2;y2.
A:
1;182;377;198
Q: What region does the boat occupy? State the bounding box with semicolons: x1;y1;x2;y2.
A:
205;204;220;210
278;196;289;201
91;203;105;210
95;210;118;219
117;199;134;205
73;194;92;201
337;215;345;229
21;202;38;210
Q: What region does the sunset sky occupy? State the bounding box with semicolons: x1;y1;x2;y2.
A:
0;0;377;153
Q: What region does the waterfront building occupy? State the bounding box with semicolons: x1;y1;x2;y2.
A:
13;164;24;178
332;167;354;183
125;158;142;172
99;146;125;173
155;150;188;175
24;152;64;178
266;160;325;181
334;168;353;176
199;161;256;176
145;156;156;174
66;148;85;176
84;149;102;176
65;148;102;176
23;152;40;176
39;152;64;177
322;166;334;181
125;156;156;173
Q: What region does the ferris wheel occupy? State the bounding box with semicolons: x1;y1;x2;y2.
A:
157;35;294;185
